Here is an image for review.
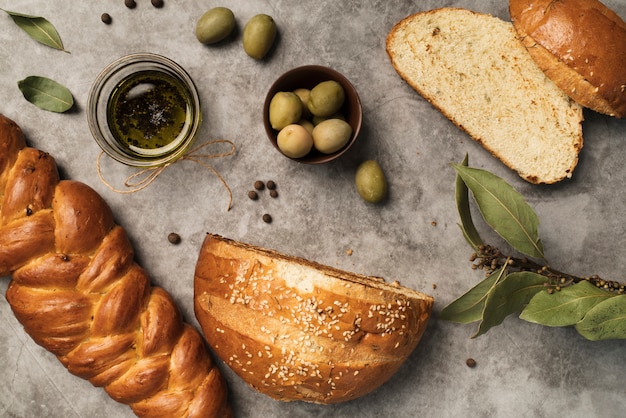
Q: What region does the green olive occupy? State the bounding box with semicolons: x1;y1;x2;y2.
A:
243;14;277;60
298;119;315;135
355;160;387;203
307;80;345;117
195;7;236;45
293;88;312;119
269;92;302;131
311;118;352;154
312;111;345;126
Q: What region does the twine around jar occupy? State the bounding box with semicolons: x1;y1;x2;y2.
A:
96;139;237;211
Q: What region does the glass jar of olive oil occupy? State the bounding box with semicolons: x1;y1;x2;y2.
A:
88;53;202;167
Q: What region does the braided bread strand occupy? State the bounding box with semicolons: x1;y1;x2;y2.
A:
0;114;232;417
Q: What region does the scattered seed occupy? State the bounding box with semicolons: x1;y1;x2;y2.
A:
101;13;112;24
124;0;136;9
254;180;265;191
266;180;276;190
269;189;278;198
151;0;164;8
466;358;476;368
168;232;181;245
262;214;272;223
248;190;259;200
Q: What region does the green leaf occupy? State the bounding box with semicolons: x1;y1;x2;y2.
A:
575;295;626;341
455;155;483;251
520;280;615;327
474;271;546;338
453;164;545;260
18;76;74;113
3;9;68;52
439;266;506;323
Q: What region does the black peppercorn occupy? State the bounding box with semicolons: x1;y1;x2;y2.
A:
262;214;272;223
101;13;112;24
168;232;181;245
266;180;276;190
269;189;278;198
466;358;477;368
254;180;265;191
248;190;259;200
124;0;137;9
151;0;164;8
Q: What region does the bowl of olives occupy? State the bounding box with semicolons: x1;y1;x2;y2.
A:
263;65;362;164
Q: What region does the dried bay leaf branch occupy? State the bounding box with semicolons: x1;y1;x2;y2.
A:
443;156;626;341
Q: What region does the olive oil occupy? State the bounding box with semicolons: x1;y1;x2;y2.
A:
107;70;194;156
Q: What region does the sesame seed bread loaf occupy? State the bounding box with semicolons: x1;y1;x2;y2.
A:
386;8;584;184
510;0;626;118
194;233;433;404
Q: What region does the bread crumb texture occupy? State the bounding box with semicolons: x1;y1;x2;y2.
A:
386;8;583;184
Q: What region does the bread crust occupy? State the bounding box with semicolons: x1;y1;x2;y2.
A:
510;0;626;117
0;114;232;417
194;233;433;404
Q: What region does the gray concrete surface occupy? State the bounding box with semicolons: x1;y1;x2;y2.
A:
1;1;625;417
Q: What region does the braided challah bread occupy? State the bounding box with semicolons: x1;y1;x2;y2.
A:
0;114;232;417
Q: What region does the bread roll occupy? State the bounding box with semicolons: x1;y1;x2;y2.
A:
510;0;626;118
0;114;231;417
386;8;583;184
194;233;433;404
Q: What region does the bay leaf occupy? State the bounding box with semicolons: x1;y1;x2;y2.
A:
18;76;74;113
455;155;483;251
439;266;506;324
474;271;546;338
520;280;615;327
3;9;68;52
453;164;545;260
575;295;626;341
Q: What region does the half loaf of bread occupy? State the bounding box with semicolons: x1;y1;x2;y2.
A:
386;8;584;184
194;234;433;404
510;0;626;118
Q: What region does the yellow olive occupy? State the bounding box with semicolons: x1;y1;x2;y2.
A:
277;124;313;158
312;118;352;154
243;14;277;60
269;92;302;131
355;160;387;203
195;7;235;45
307;80;345;117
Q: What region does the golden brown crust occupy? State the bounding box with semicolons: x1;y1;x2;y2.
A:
0;113;231;417
510;0;626;117
194;233;433;404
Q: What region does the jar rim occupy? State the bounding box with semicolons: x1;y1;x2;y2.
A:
87;52;202;167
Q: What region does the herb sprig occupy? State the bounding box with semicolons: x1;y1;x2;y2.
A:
440;156;626;341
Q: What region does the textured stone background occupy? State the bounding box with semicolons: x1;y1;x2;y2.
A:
1;1;625;417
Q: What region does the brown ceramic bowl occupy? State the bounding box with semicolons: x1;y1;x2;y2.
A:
263;65;362;164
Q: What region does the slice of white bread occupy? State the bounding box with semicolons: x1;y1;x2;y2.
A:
386;8;584;184
194;233;433;404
